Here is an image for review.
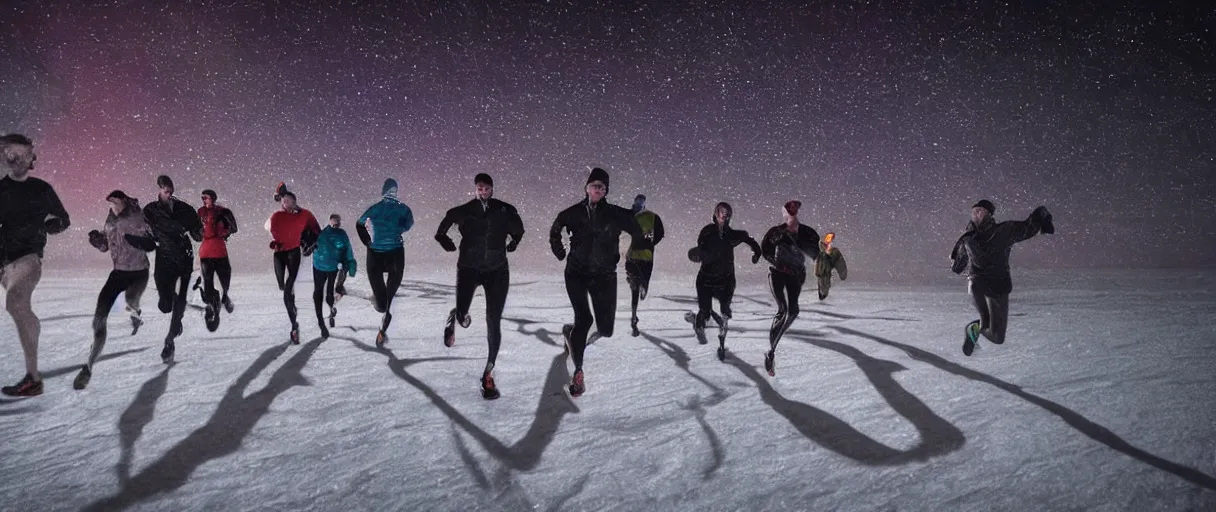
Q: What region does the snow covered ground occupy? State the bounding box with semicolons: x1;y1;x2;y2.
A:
1;267;1214;511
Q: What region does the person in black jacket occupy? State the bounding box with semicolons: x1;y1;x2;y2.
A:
758;200;820;376
0;134;70;397
435;173;525;400
951;199;1054;356
134;175;203;363
688;202;761;361
549;167;643;397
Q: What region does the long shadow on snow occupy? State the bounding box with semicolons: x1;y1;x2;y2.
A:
825;325;1216;491
636;330;731;479
116;364;174;485
727;332;966;465
346;332;578;472
40;348;150;380
84;338;325;511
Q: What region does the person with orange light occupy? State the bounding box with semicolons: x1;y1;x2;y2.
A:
814;232;847;300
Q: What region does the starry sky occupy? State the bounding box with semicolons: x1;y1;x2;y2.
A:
3;0;1214;280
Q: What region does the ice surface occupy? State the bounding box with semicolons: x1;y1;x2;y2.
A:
1;267;1214;511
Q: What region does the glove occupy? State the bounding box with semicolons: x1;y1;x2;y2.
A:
335;284;347;295
1033;206;1054;234
687;247;701;263
436;235;457;252
269;240;282;251
45;217;69;235
88;230;107;250
506;239;519;252
302;241;316;257
347;266;356;277
751;252;761;264
553;247;566;261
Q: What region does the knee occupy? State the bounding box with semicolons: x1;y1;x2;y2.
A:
92;316;107;333
573;316;594;330
157;299;173;314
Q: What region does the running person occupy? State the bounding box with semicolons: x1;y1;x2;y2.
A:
75;191;153;389
689;202;761;361
549;167;642;397
625;194;664;337
950;199;1054;355
434;173;525;400
311;214;357;339
758;200;820;376
266;183;321;344
356;178;414;347
814;232;848;300
197;189;238;330
139;175;203;363
0;134;70;396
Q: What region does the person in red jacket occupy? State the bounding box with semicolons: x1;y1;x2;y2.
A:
197;189;237;331
266;183;321;344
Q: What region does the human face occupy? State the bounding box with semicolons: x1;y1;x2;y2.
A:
971;207;989;225
280;195;297;210
586;181;606;203
715;206;729;225
2;144;35;179
329;216;341;229
108;197;126;216
476;182;493;201
202;195;215;208
158;185;174;202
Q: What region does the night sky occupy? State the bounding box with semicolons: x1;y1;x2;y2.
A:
3;0;1213;279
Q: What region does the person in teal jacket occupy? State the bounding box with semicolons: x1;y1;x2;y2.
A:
356;178;414;346
311;214;357;339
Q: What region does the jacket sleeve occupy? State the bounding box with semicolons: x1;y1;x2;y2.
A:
760;227;779;266
355;205;374;246
950;233;969;274
549;209;568;259
342;232;358;275
617;205;644;240
1002;207;1051;245
833;248;848;280
434;206;458;250
507;205;525;245
220;208;238;236
696;225;713;253
125;220;159;252
733;229;762;255
43;185;71;235
799;225;821;260
306;211;322;237
183;204;204;243
400;205;415;233
652;214;665;246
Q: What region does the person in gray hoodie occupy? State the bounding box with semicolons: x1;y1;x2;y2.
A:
75;191;156;389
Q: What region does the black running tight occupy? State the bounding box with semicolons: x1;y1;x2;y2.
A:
274;248;302;327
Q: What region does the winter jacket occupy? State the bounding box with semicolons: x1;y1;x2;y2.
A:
760;223;821;275
695;221;761;279
90;197;153;272
198;205;237;259
435;198;525;271
814;242;847;280
0;176;70;263
951;207;1051;280
139;197;203;275
357;197;414;251
626;209;665;261
549;198;643;276
312;226;357;274
268;208;321;252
